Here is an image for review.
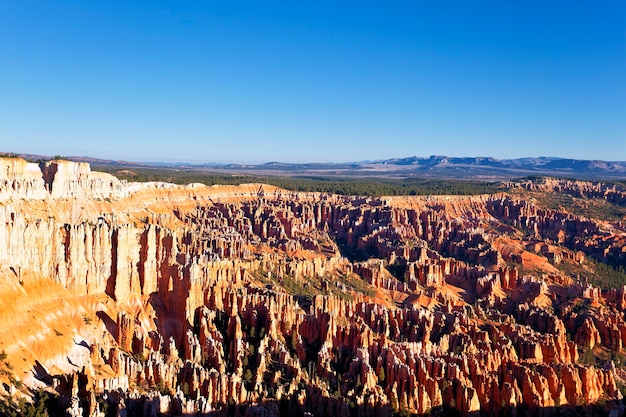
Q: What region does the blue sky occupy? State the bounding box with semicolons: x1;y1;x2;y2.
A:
1;1;624;163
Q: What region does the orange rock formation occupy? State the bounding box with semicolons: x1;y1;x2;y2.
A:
0;158;625;416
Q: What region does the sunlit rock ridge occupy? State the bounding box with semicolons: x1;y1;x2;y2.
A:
1;157;625;416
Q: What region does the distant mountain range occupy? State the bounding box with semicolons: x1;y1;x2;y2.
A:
197;155;626;180
370;156;626;178
7;153;626;180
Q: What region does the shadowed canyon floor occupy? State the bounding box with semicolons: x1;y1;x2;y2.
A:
1;158;626;416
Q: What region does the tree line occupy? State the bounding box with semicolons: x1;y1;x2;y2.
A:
94;166;502;197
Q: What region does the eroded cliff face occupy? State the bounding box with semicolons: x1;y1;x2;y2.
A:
1;158;625;417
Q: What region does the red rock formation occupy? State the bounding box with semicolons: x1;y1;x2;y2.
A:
0;158;625;416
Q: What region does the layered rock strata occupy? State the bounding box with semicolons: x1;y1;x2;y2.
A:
0;158;625;416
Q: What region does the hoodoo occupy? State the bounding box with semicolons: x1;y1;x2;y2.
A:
0;158;625;416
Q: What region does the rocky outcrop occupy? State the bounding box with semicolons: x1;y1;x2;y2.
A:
0;158;133;201
506;177;626;207
0;157;49;200
487;196;626;267
0;158;625;416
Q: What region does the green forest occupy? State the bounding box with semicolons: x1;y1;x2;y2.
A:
94;166;502;197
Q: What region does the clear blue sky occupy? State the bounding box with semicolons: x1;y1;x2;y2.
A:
1;1;624;163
